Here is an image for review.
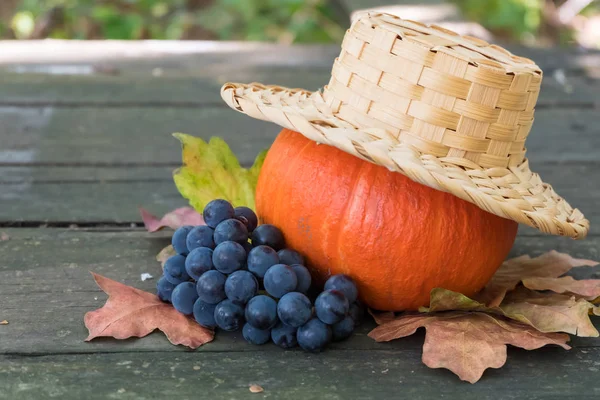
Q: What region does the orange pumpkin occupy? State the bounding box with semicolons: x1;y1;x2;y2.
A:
256;129;518;311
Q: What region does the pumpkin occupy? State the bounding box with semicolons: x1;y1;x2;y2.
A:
256;129;518;311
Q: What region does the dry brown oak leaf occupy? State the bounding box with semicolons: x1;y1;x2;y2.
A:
523;276;600;300
475;251;598;306
85;273;214;349
369;312;570;384
140;206;204;232
424;287;598;337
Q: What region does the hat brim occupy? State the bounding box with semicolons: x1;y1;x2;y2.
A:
221;82;589;239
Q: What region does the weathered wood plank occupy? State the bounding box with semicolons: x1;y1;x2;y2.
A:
1;162;597;233
0;229;598;356
0;106;275;165
0;179;184;223
1;166;174;182
1;41;598;74
0;68;596;106
2;348;599;400
0;42;340;69
0;108;598;165
0;67;330;106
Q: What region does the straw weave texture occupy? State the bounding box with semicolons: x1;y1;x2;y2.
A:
220;13;589;239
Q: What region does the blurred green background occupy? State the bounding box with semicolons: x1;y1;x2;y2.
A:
0;0;598;47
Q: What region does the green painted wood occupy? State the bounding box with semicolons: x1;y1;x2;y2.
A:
0;67;597;106
2;348;600;400
0;228;598;356
0;43;340;72
0;108;598;165
0;67;330;107
0;106;275;165
0;179;184;223
1;162;597;234
1;42;598;75
1;166;174;182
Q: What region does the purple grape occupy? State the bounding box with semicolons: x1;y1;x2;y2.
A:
243;323;271;345
331;315;354;341
214;299;245;331
234;206;258;232
172;225;193;255
315;289;349;324
213;241;247;274
251;224;285;250
247;245;279;279
324;274;358;304
157;276;176;302
277;292;312;328
291;264;312;293
171;282;198;315
193;299;217;328
214;218;248;245
185;247;213;280
203;199;235;228
264;264;298;299
271;321;298;349
225;270;258;305
278;249;304;266
163;255;190;285
245;295;278;330
297;318;332;352
186;225;215;251
196;270;226;304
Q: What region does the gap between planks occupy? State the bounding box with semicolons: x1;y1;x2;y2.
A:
0;101;595;109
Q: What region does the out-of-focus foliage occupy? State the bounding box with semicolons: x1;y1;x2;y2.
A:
452;0;600;45
0;0;346;42
1;0;598;46
198;0;345;43
451;0;542;41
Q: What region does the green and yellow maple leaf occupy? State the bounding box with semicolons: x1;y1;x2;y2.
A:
172;133;267;212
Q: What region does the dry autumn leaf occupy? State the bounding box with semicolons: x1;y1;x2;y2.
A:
140;206;204;233
523;276;600;300
475;251;598;306
84;273;214;349
369;251;599;382
501;288;598;337
369;312;570;384
156;245;177;268
423;287;598;337
368;309;396;325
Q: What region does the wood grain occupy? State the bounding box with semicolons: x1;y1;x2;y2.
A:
0;108;597;165
0;163;597;234
0;229;598;356
2;348;599;400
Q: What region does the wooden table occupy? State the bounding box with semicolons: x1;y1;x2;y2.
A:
1;41;599;399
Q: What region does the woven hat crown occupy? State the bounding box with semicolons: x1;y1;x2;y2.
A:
322;13;542;169
219;12;589;239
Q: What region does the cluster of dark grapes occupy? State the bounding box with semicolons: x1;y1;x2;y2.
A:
156;199;364;352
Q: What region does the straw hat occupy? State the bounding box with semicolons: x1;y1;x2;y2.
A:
221;12;589;239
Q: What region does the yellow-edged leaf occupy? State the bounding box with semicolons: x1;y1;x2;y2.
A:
172;133;267;212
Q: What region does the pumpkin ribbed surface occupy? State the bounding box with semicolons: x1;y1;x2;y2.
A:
256;129;518;311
